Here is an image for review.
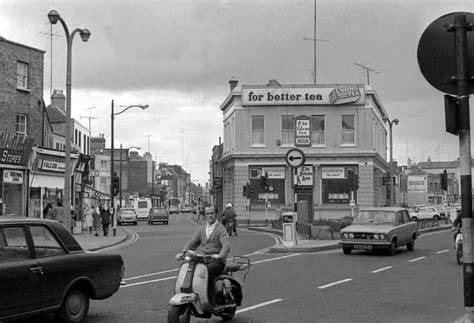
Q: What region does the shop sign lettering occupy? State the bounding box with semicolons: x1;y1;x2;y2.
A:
3;170;23;184
322;167;345;179
250;167;285;179
407;175;426;192
0;132;28;152
40;159;65;172
329;86;362;105
295;166;313;186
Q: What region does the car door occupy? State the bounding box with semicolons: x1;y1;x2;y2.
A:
397;211;411;244
28;224;69;308
0;225;42;318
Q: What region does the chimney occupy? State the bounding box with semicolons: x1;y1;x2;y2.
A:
229;77;238;92
51;89;66;112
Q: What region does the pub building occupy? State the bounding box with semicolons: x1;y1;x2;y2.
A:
217;79;391;221
0;133;34;217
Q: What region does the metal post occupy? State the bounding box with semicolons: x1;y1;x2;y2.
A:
120;143;122;209
294;167;298;212
152;161;155;207
389;122;394;206
111;100;116;237
453;14;474;321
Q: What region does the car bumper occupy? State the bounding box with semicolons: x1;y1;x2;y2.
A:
339;240;391;250
119;218;136;223
150;217;168;221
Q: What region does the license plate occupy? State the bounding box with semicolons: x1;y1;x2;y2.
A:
354;244;372;250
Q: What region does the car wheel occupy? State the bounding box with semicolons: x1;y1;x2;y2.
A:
60;288;89;322
166;221;169;225
133;221;138;225
388;240;397;256
342;247;352;255
433;215;440;221
411;216;418;221
406;237;415;251
117;222;121;226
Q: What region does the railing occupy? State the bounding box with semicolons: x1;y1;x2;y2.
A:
271;219;312;238
415;217;450;230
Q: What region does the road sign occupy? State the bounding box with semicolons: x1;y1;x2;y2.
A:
417;12;474;95
285;148;306;168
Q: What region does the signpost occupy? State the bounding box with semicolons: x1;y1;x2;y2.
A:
285;148;306;213
418;11;474;320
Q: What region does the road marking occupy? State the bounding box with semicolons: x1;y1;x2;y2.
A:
120;276;176;288
408;256;426;262
436;249;450;254
318;278;352;289
251;253;300;265
371;266;393;273
236;299;283;314
125;268;178;281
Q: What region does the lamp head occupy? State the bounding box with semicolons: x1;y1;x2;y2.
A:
141;105;149;110
393;118;399;125
47;10;60;24
80;29;91;42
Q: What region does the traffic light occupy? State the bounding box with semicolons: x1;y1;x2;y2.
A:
441;169;448;191
112;175;120;196
347;169;354;191
249;185;255;197
243;185;247;197
354;174;359;190
260;172;269;192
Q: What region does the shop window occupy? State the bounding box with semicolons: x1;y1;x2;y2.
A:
321;167;357;204
15;114;27;136
311;115;325;145
281;115;294;145
16;61;28;89
251;115;264;146
341;115;355;145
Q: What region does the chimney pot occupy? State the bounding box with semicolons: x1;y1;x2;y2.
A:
229;77;238;92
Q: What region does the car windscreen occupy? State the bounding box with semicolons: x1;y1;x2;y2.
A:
138;201;148;208
353;211;395;224
121;210;135;214
152;208;166;214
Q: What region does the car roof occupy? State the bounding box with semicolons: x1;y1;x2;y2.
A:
357;207;407;212
0;218;83;252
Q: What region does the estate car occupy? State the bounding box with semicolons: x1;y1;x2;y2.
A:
117;207;138;225
339;207;418;255
0;218;124;322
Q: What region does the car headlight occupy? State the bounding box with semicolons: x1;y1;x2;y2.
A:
374;234;379;239
349;233;354;239
344;233;349;238
380;234;385;240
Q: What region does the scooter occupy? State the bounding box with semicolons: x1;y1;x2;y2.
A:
225;218;236;236
454;228;463;265
168;250;250;323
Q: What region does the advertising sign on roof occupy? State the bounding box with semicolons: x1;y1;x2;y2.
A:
242;85;365;106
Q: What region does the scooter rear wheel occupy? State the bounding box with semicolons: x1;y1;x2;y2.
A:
220;306;236;321
167;304;191;323
457;244;463;265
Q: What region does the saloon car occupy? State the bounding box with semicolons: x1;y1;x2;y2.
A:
0;218;124;322
148;206;169;225
117;207;138;225
409;206;440;221
339;207;418;255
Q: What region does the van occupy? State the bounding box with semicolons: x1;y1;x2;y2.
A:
134;198;152;220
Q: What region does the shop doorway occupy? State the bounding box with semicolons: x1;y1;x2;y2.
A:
296;187;313;223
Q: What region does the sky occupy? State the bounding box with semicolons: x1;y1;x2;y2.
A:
1;0;474;184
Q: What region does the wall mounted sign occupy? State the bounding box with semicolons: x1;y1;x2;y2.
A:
294;166;314;186
3;170;23;184
321;167;345;179
294;115;311;147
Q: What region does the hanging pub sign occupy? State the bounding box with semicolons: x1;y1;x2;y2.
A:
294;165;314;186
294;115;311;147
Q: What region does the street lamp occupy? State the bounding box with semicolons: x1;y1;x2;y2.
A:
119;144;141;208
383;117;399;206
111;101;148;236
48;10;90;232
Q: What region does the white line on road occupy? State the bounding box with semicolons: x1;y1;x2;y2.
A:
120;276;176;288
318;278;352;289
436;249;450;254
408;256;426;262
125;268;178;281
251;253;300;265
236;299;283;314
371;266;393;273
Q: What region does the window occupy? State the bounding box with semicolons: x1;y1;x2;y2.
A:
16;61;28;89
342;115;355;145
101;161;107;168
100;177;107;185
30;226;65;258
15;114;27;136
251;115;264;145
311;115;325;145
0;227;30;262
281;115;294;145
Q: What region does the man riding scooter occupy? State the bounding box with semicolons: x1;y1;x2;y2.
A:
176;205;231;303
221;203;238;236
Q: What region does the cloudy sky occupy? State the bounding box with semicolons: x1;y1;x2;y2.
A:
1;0;473;183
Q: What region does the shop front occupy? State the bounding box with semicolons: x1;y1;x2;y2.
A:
0;133;34;217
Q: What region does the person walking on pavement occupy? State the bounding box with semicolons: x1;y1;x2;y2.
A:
84;205;94;236
222;203;238;236
101;206;111;237
93;204;101;236
52;199;65;225
43;202;53;220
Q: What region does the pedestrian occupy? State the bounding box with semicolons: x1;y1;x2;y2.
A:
84;206;94;236
93;204;101;236
52;199;65;224
101;206;111;237
43;202;53;220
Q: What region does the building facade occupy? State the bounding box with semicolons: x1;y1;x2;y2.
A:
216;79;391;220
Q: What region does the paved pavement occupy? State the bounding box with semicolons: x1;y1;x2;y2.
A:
72;215;452;253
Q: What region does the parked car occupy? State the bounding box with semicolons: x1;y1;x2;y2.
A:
431;205;450;219
168;205;181;214
148;206;169;224
0;218;124;322
409;206;440;221
339;207;418;255
117;207;138;225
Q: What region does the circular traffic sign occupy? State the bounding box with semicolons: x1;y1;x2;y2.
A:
417;12;474;95
285;148;306;168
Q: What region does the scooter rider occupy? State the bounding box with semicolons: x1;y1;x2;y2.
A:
222;203;238;236
176;205;231;303
452;209;462;242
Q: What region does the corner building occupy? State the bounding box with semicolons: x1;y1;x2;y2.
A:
218;79;390;221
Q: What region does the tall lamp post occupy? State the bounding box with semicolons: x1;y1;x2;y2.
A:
383;117;399;206
111;101;148;236
48;10;90;232
119;145;141;208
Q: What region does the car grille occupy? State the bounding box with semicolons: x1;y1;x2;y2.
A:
353;233;375;240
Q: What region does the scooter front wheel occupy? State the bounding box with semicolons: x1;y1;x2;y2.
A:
167;304;191;323
456;244;463;265
220;306;237;321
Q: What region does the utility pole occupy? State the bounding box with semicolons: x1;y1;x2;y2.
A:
79;106;97;131
145;134;151;152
